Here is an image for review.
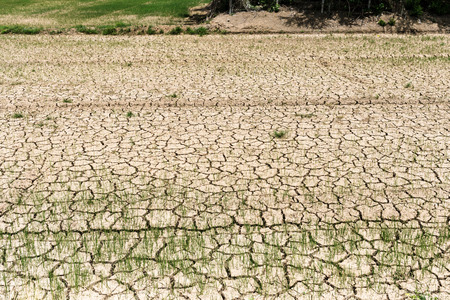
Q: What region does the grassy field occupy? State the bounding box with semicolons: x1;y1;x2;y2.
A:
0;0;210;27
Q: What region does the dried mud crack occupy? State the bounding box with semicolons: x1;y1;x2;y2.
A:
0;34;449;299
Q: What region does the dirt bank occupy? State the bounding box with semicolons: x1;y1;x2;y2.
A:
209;7;450;33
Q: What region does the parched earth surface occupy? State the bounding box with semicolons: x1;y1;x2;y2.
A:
0;34;449;299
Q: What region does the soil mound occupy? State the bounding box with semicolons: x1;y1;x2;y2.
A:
209;7;450;33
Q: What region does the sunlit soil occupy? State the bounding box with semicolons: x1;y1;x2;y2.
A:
0;34;449;299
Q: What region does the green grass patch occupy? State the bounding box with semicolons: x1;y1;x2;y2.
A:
185;26;209;36
100;25;117;35
0;0;210;27
115;21;131;28
11;112;24;119
168;26;183;35
0;25;41;34
74;25;98;34
147;25;157;35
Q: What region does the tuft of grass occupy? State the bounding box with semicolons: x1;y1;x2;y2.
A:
273;130;287;139
101;26;116;35
126;111;134;118
62;98;72;103
115;21;130;28
119;27;131;34
407;292;438;300
185;26;208;36
378;19;387;27
49;29;63;35
388;18;396;26
147;25;157;35
213;28;228;35
405;82;413;88
0;25;41;34
12;112;24;119
168;93;177;98
74;25;98;34
168;26;183;35
195;27;208;36
295;113;314;118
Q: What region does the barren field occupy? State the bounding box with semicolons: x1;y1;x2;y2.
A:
0;34;449;299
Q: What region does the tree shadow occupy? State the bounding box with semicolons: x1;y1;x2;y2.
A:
280;9;365;29
281;10;328;29
281;8;449;32
395;17;418;33
395;13;450;33
430;14;450;32
188;3;211;23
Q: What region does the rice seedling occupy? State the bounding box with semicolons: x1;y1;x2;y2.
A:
0;175;447;298
12;112;24;119
273;130;287;139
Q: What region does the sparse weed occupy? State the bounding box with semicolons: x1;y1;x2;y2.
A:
273;130;287;138
195;27;208;36
168;26;183;35
12;112;24;119
119;27;131;34
186;26;208;36
1;186;448;298
213;28;228;35
115;21;130;28
407;292;438;300
74;25;98;34
101;26;116;35
49;29;63;35
295;113;314;118
0;25;41;34
185;27;195;34
147;25;157;35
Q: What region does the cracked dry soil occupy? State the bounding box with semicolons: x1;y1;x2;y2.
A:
0;34;449;299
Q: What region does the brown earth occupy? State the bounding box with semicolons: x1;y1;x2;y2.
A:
0;34;449;299
208;7;450;33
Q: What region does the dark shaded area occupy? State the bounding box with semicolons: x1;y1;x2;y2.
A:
189;3;211;22
281;10;360;29
206;0;449;31
279;9;449;31
208;0;450;20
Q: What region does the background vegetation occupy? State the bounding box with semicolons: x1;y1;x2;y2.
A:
214;0;450;16
0;0;209;26
0;0;448;29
